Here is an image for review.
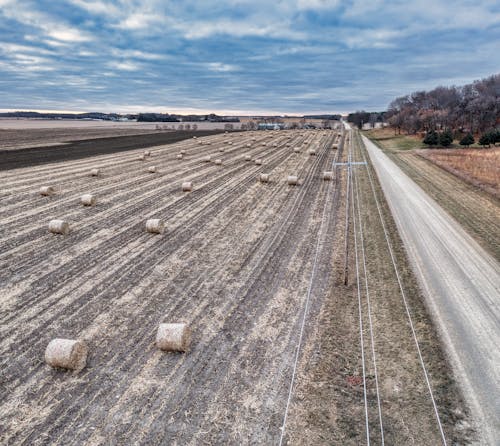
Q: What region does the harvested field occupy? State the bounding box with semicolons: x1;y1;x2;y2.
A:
0;128;471;444
0;130;226;171
418;148;500;197
0;126;156;151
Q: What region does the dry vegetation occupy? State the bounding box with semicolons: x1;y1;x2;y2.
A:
365;127;500;261
0;128;472;444
418;148;500;197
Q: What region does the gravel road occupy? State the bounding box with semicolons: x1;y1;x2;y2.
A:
362;134;500;445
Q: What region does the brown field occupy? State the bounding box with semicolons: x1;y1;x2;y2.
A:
0;127;472;444
418;148;500;197
365;128;500;261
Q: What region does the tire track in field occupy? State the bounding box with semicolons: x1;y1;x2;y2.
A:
0;141;295;328
6;132;332;442
0;131;338;444
0;138;293;270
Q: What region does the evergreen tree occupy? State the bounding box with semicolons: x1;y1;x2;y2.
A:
459;133;474;147
423;130;438;146
479;133;491;147
491;129;500;146
439;129;453;147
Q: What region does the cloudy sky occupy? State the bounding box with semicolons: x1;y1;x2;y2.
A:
0;0;499;115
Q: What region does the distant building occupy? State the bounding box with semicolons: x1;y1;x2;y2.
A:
258;122;285;130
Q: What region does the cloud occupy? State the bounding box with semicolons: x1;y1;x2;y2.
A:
46;27;93;43
0;0;498;113
107;61;141;71
296;0;341;10
206;62;239;72
67;0;120;16
111;49;166;60
114;11;161;30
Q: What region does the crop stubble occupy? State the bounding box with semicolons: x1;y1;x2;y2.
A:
0;128;471;444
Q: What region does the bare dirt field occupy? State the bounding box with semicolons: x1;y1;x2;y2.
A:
0;128;472;444
0;130;226;171
0;119;243;151
0;126;157;151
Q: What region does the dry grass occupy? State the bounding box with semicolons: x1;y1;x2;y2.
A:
419;148;500;197
363;128;424;151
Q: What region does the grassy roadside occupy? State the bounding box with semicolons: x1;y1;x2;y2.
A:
353;129;475;445
362;128;500;261
364;128;485;151
285;132;475;445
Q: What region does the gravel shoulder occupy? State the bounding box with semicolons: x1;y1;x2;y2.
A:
362;133;500;445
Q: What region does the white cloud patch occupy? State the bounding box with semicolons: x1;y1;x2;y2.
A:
206;62;239;72
296;0;341;10
111;48;165;60
107;60;141;71
46;27;93;43
68;0;120;17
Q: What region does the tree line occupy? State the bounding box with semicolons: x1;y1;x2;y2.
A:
386;73;499;138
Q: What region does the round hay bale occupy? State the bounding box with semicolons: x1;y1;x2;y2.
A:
45;338;88;371
219;147;225;152
244;154;252;161
254;159;262;166
145;219;165;234
198;141;203;145
229;141;233;145
259;173;270;183
90;168;100;177
138;154;146;161
262;142;267;146
48;219;70;235
156;323;191;352
308;149;316;156
214;159;222;165
246;143;251;147
177;154;183;160
193;136;197;139
81;194;96;206
323;171;334;181
148;166;157;173
273;143;278;147
144;150;151;157
180;149;187;155
293;147;301;153
332;144;339;150
203;155;212;162
40;186;55;196
182;181;193;192
287;175;298;186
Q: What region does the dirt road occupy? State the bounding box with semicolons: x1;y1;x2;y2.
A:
362;134;500;445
